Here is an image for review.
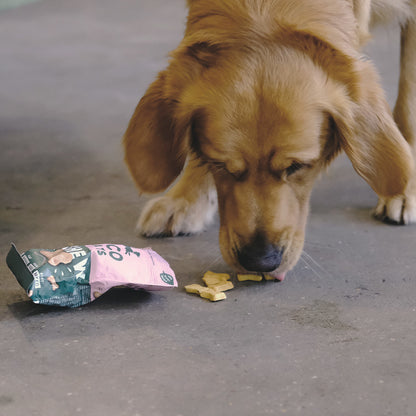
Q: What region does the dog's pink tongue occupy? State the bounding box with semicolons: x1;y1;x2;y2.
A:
269;271;286;281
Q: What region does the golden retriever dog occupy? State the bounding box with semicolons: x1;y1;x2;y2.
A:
123;0;416;280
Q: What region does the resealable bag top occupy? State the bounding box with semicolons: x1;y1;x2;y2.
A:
6;243;177;308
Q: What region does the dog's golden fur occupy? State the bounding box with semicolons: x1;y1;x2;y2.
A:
124;0;416;278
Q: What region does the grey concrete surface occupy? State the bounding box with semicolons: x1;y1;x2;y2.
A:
1;1;415;415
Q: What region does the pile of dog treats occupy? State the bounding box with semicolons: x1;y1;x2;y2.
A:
185;271;277;302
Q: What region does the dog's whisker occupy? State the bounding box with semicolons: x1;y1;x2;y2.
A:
300;250;332;279
302;252;330;275
299;256;324;279
196;253;227;277
207;253;226;269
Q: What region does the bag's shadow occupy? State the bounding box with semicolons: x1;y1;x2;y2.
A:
7;287;155;320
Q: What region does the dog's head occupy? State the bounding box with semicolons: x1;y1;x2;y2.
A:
124;11;413;278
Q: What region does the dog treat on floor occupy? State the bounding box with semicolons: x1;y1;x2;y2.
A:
202;270;232;287
201;270;233;296
185;271;234;301
184;283;204;294
237;273;263;282
6;243;177;308
200;288;227;302
264;274;276;281
186;270;280;302
185;283;227;301
210;280;234;292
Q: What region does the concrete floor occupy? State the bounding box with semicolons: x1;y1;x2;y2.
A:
1;1;416;415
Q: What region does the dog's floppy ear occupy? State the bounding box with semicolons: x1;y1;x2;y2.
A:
123;70;190;193
123;40;223;194
328;62;414;198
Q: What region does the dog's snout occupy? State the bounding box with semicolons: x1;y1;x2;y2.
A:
237;237;283;272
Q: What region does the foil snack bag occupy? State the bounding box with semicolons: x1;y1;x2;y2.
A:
6;243;177;308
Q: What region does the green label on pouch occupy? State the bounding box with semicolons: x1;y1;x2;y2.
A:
160;271;175;285
21;246;91;308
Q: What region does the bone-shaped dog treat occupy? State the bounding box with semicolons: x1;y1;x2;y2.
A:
237;273;263;282
237;273;280;282
264;274;276;281
202;271;231;286
210;280;234;292
202;271;234;291
199;287;227;302
186;270;280;302
184;284;227;301
184;284;204;294
185;271;234;302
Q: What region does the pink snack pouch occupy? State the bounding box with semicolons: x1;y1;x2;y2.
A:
6;243;177;308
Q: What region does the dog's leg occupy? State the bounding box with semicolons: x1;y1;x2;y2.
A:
137;158;217;236
374;14;416;224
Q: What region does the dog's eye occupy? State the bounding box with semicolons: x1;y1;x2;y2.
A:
285;162;307;177
229;169;248;181
219;165;248;181
208;160;227;173
207;159;247;181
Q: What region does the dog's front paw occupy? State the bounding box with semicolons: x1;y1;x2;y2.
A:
374;193;416;225
137;194;217;237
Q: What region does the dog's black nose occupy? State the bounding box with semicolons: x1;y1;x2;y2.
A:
237;237;283;272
